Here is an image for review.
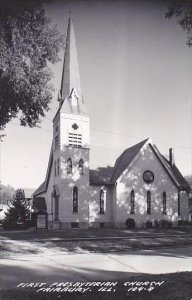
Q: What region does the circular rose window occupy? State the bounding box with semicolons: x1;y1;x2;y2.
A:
143;170;154;184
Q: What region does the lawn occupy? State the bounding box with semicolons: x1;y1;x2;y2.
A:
1;229;191;299
0;235;192;258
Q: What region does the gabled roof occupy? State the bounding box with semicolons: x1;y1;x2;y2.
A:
33;181;46;197
110;138;149;183
90;167;114;186
162;156;191;192
110;138;189;192
149;143;181;188
33;143;53;197
172;164;191;192
33;137;190;197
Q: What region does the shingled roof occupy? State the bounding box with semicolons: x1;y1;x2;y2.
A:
33;138;190;196
33;142;53;197
110;138;149;183
90;167;114;186
109;138;190;192
33;181;46;197
162;156;191;192
172;164;191;192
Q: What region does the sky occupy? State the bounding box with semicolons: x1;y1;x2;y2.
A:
0;0;191;189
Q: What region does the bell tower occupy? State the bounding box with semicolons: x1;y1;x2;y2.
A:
52;18;90;228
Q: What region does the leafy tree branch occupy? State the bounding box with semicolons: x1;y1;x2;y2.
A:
0;0;64;132
165;0;192;46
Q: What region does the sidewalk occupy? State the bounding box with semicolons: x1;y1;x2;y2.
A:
1;246;192;290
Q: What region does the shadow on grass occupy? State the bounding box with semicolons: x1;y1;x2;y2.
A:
1;237;192;259
44;239;192;258
0;227;191;241
0;241;41;256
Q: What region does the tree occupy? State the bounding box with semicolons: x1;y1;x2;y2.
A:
0;184;15;204
185;175;192;208
2;188;30;229
165;0;192;46
185;174;192;190
0;0;64;133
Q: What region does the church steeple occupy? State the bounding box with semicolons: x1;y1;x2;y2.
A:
59;18;87;115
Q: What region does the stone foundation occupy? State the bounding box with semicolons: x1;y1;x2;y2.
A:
47;219;179;230
89;222;114;228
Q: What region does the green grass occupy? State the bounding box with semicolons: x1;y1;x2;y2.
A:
0;272;192;300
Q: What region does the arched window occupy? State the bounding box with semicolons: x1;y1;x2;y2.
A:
67;158;72;174
54;160;57;176
52;185;59;221
73;186;78;213
147;191;151;214
130;190;135;214
79;159;84;175
162;192;166;214
178;192;180;216
55;197;59;221
100;189;105;214
57;158;60;175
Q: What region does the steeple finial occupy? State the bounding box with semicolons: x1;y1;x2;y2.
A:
59;17;82;107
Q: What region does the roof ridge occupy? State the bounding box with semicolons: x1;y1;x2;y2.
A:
149;143;180;188
110;138;149;183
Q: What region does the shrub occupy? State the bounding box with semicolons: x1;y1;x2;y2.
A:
145;220;153;228
125;218;135;229
2;189;30;230
178;219;189;226
154;219;160;228
159;219;172;228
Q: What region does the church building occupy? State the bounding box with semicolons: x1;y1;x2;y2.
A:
33;18;190;229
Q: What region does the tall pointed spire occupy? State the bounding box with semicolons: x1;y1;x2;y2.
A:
59;18;87;115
